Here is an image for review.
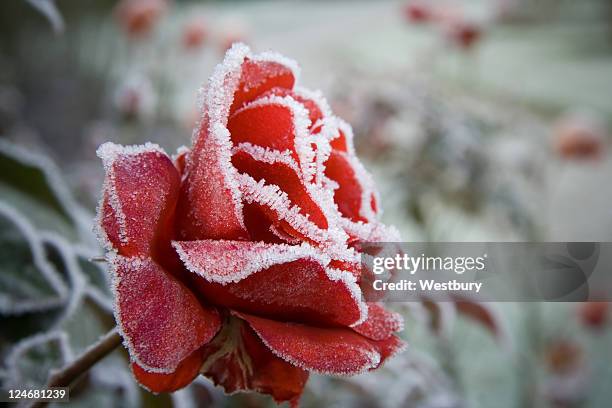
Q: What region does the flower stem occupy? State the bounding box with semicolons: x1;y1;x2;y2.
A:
33;328;122;408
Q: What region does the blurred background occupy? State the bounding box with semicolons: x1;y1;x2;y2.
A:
1;0;611;407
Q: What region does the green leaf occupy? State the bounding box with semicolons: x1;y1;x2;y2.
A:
0;203;68;316
0;141;93;242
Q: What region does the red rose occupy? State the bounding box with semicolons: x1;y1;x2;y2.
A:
96;43;405;405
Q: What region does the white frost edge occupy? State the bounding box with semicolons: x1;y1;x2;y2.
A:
94;141;168;251
172;240;331;285
5;330;73;389
0;140;95;245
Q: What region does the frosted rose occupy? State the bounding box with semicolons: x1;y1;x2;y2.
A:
96;44;405;405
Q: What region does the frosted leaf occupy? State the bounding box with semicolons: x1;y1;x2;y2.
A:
25;0;64;33
0;202;69;315
4;330;72;389
173;240;329;284
0;140;93;244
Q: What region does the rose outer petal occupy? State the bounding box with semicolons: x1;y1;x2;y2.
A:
238;312;385;376
96;142;180;258
352;303;404;341
131;348;205;393
110;255;221;374
173;240;366;326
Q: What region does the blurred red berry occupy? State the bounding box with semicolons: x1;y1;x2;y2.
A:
553;113;607;160
545;340;583;375
182;18;208;50
115;0;166;38
447;20;483;50
578;302;609;329
404;2;432;23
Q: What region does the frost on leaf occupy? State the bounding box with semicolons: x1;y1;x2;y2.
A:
0;202;68;316
4;331;72;389
0;141;92;242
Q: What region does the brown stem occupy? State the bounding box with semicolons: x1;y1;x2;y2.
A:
32;328;122;408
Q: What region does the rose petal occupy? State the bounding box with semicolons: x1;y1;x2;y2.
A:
173;240;366;326
96;142;180;258
201;316;308;405
230;58;297;114
131;348;205;393
178;45;253;241
232;147;328;229
110;255;221;373
369;335;407;370
352;303;404;341
324;150;366;223
239;312;382;375
177;121;249;241
228;100;301;156
330;128;348;152
259;87;324;125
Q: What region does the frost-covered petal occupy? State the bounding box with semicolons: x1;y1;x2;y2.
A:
201;316;308;405
96;142;180;258
352;303;404;341
325;120;380;230
230;58;297;114
173;240;366;326
258;87;326;126
324;150;367;223
110;255;221;373
239;313;383;376
232;148;328;229
178;45;253;241
228;97;310;162
131;348;205;393
368;335;407;370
